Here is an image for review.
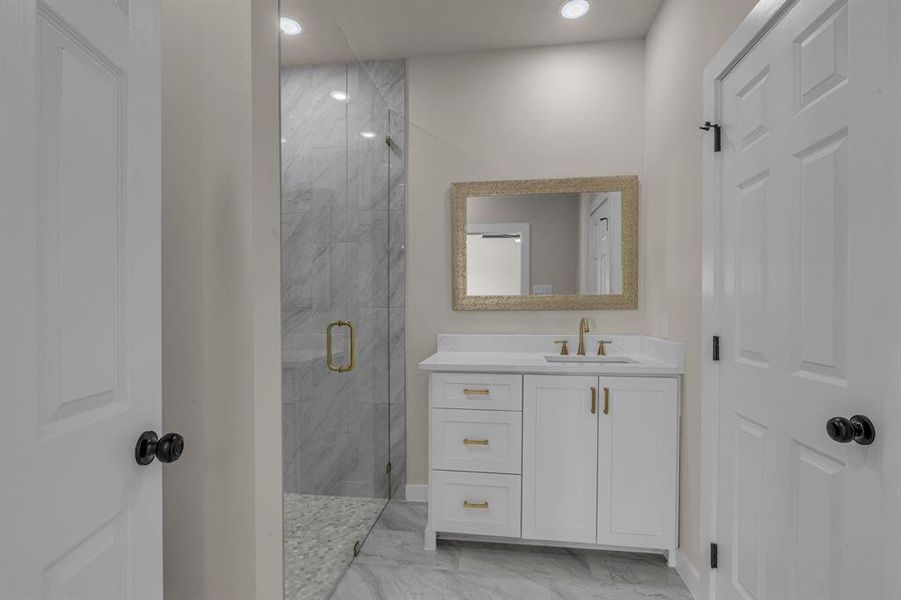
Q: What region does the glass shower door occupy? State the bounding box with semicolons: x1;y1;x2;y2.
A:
280;47;392;600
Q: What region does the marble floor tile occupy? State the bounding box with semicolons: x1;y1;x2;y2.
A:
582;550;685;587
330;501;692;600
374;497;427;533
352;529;462;572
549;581;693;600
456;542;607;586
332;564;554;600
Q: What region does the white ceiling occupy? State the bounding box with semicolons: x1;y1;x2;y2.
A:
280;0;662;66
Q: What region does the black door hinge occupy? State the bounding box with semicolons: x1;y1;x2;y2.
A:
386;462;392;475
712;335;720;362
700;122;722;152
710;543;718;569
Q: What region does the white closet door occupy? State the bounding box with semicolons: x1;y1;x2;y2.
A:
0;1;163;597
522;375;598;543
714;1;898;599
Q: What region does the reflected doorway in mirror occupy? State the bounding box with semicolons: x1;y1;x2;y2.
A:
466;223;530;295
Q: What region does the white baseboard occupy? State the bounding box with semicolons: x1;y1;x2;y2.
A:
405;483;428;503
675;549;704;600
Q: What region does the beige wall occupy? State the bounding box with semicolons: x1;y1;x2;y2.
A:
642;0;756;570
406;40;646;492
468;193;581;294
161;1;281;598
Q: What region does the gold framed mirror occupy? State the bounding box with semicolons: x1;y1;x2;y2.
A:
452;176;638;311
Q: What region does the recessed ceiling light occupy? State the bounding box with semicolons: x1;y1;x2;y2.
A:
329;90;349;101
360;131;377;139
560;0;590;19
279;17;303;36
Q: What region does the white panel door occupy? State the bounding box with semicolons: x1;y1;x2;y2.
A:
596;377;678;551
0;1;162;598
522;375;598;543
714;1;898;599
589;199;612;294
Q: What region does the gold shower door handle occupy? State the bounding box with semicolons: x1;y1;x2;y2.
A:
326;320;356;373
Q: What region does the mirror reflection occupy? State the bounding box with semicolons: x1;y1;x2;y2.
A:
466;191;623;297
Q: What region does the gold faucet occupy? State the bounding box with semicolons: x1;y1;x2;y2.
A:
577;317;590;356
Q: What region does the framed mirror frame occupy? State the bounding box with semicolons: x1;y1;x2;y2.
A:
452;176;638;311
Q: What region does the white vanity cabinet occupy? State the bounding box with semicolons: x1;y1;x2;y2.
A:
425;368;680;565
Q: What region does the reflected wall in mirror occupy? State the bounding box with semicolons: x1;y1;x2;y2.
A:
452;176;637;310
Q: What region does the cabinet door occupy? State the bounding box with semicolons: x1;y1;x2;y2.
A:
597;377;678;549
522;375;598;543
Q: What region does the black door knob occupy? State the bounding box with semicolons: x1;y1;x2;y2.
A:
135;431;185;465
826;415;875;445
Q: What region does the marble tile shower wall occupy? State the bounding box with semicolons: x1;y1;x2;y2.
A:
281;59;405;499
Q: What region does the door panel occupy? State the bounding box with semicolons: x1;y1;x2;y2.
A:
715;1;895;598
791;442;844;600
596;377;677;549
795;130;848;384
37;9;126;434
0;1;161;597
731;416;767;600
522;375;598;543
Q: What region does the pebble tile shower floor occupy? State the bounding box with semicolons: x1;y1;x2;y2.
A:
284;494;386;600
331;501;693;600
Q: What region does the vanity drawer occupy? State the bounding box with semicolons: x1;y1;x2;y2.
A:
429;470;521;537
431;409;522;474
430;373;522;411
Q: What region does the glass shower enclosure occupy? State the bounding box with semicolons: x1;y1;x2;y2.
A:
279;32;396;600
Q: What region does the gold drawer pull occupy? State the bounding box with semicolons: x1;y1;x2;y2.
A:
463;501;489;509
463;388;490;396
463;438;489;446
590;386;597;415
603;387;610;415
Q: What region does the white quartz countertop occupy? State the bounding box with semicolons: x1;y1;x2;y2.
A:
418;334;684;376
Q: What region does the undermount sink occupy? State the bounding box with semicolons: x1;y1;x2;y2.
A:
545;355;635;364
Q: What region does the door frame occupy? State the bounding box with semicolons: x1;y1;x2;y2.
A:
699;2;794;599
